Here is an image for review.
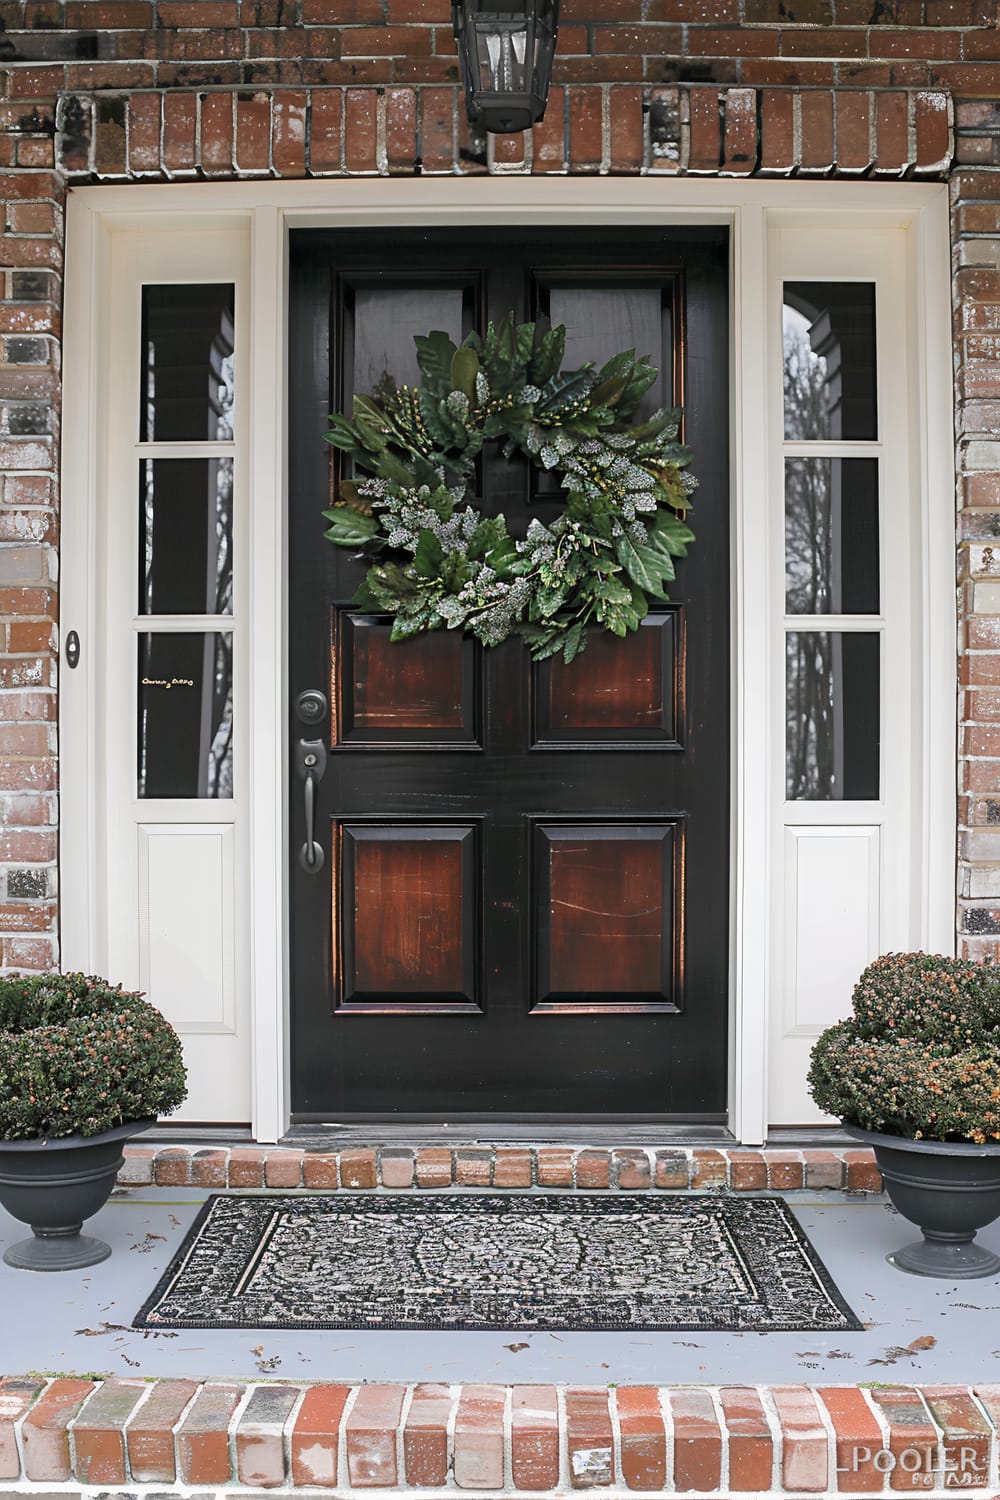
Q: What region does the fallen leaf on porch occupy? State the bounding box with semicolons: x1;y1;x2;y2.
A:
866;1334;937;1366
75;1320;177;1340
504;1342;530;1353
130;1232;166;1252
251;1344;282;1372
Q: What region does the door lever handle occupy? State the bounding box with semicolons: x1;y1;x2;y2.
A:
296;737;327;874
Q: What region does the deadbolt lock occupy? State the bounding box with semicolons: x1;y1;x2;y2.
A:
295;689;328;726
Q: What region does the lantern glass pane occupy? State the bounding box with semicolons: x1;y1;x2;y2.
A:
476;20;531;90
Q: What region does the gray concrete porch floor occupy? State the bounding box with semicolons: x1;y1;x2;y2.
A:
1;1188;998;1386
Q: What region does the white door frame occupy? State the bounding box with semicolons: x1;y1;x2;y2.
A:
60;177;954;1143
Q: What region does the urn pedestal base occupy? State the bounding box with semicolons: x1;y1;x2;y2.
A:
844;1125;1000;1280
0;1119;154;1273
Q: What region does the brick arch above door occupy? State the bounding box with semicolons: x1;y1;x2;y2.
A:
49;83;955;181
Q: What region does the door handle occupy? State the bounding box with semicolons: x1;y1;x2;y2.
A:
296;736;327;874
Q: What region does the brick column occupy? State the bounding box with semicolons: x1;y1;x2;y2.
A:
0;72;61;972
953;102;1000;955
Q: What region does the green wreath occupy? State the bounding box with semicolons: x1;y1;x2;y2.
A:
322;314;697;663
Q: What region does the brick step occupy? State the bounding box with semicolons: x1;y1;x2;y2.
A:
119;1143;883;1193
0;1376;996;1493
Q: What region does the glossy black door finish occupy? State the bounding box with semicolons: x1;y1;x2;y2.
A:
288;226;729;1121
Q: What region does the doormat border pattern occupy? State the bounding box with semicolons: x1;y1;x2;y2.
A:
120;1142;883;1194
134;1192;862;1333
4;1376;995;1494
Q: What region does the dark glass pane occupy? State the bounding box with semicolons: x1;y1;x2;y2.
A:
140;284;235;442
783;283;877;441
139;458;233;616
784;458;879;614
351;287;464;395
138;632;233;799
786;631;879;800
547;285;672;421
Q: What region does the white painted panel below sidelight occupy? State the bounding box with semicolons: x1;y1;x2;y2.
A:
137;823;236;1033
136;822;249;1122
783;824;881;1038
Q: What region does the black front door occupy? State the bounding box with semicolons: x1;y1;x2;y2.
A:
288;226;729;1121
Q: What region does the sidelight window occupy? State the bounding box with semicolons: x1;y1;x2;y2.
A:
135;283;236;799
782;282;881;802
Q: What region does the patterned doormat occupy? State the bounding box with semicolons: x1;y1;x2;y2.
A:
134;1193;861;1333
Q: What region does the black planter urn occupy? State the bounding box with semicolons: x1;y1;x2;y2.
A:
0;1118;154;1271
844;1125;1000;1279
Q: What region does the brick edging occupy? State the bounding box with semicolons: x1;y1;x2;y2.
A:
119;1142;883;1192
51;83;955;182
1;1376;997;1492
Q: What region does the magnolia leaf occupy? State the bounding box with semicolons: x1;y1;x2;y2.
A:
617;359;658;420
629;407;681;443
588;374;630;409
334;480;373;515
374;450;420;487
324;414;366;454
651;510;695;555
322;507;378;548
599;608;629;637
535;583;569;618
496;314;514;366
413;528;445;578
515;320;536;367
562;620;585;664
391;612;434;641
414;329;458;394
596;350;636;382
529;324;565;386
520;623;565;660
615;532;675;599
353;393;389;426
536;368;594;417
375;560;420;593
592;574;633;605
488;540;519;578
451;346;480;404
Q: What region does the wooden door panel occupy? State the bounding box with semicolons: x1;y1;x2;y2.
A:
533;611;682;746
334;611;480;748
534;823;680;1011
339;823;479;1009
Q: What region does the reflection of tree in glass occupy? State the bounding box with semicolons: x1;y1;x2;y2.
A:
783;307;829;442
207;632;234;800
787;632;836;800
784;312;835;799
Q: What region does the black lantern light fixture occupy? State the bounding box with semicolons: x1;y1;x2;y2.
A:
451;0;560;135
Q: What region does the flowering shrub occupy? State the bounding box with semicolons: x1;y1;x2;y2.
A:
808;953;1000;1143
0;972;187;1141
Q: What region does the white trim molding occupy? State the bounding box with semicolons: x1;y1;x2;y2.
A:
60;177;954;1143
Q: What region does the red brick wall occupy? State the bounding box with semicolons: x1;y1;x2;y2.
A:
0;3;997;970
